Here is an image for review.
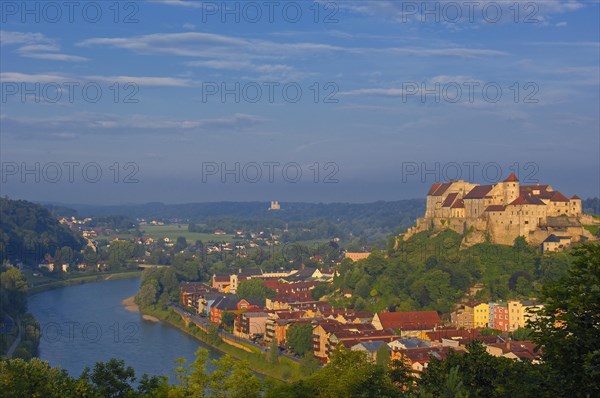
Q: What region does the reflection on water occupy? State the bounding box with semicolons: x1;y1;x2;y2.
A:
28;277;220;381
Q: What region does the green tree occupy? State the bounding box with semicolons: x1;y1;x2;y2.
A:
82;358;136;398
136;280;159;308
307;346;400;398
376;344;391;369
286;323;313;356
0;357;92;398
355;276;371;299
0;267;28;314
528;244;600;398
236;279;276;303
221;312;235;330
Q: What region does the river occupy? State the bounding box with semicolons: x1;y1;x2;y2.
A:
28;277;221;382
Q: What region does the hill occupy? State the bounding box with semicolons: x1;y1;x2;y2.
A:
0;197;85;265
43;200;426;241
333;230;574;314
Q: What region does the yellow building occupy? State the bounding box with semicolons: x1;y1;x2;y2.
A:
473;303;490;328
508;300;524;332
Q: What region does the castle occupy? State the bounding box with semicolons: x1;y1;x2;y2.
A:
405;173;595;247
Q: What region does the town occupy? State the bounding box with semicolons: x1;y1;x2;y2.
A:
177;263;544;377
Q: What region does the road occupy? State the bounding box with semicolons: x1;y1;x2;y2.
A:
170;304;302;363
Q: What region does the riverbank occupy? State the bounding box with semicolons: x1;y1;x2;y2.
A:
28;270;142;295
122;296;159;322
139;305;306;383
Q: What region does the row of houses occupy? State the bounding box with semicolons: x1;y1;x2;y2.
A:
179;282;541;375
211;266;337;294
451;300;544;332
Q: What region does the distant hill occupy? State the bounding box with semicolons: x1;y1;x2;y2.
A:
43;200;426;241
0;197;85;265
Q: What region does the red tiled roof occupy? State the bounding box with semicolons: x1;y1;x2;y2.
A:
401;347;451;364
376;311;441;330
485;205;506;212
504;172;519;182
464;185;494;199
508;195;545;206
427;183;442;195
426;329;480;341
442;193;459;207
571;195;581;200
430;183;452;197
549;191;570;202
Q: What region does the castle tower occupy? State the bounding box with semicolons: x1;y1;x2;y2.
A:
502;172;520;204
569;195;582;216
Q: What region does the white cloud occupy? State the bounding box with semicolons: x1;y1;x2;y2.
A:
556;22;568;27
1;72;192;87
2;112;269;140
1;30;88;62
78;31;507;63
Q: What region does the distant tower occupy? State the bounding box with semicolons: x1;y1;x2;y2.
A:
269;201;281;211
502;172;520;204
569;195;582;216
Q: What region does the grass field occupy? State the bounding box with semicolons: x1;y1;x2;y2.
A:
140;224;235;243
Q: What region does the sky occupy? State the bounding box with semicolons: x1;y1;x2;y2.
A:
1;0;599;204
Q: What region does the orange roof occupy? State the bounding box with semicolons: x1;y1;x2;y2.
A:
376;311;441;330
571;195;581;200
504;172;519;182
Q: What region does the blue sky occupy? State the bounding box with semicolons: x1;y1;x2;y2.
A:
1;0;599;204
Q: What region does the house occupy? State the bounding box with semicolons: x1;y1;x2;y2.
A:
450;305;474;329
388;337;430;351
542;234;572;253
212;275;231;292
351;340;390;362
235;312;270;339
180;282;217;310
209;296;262;325
372;311;442;333
489;302;509;332
344;252;370;262
197;293;220;317
423;329;480;344
265;314;315;346
486;338;542;363
473;303;490;328
391;346;453;377
312;320;379;361
328;329;397;360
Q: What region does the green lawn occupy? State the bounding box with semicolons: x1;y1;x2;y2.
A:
141;224;235;243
